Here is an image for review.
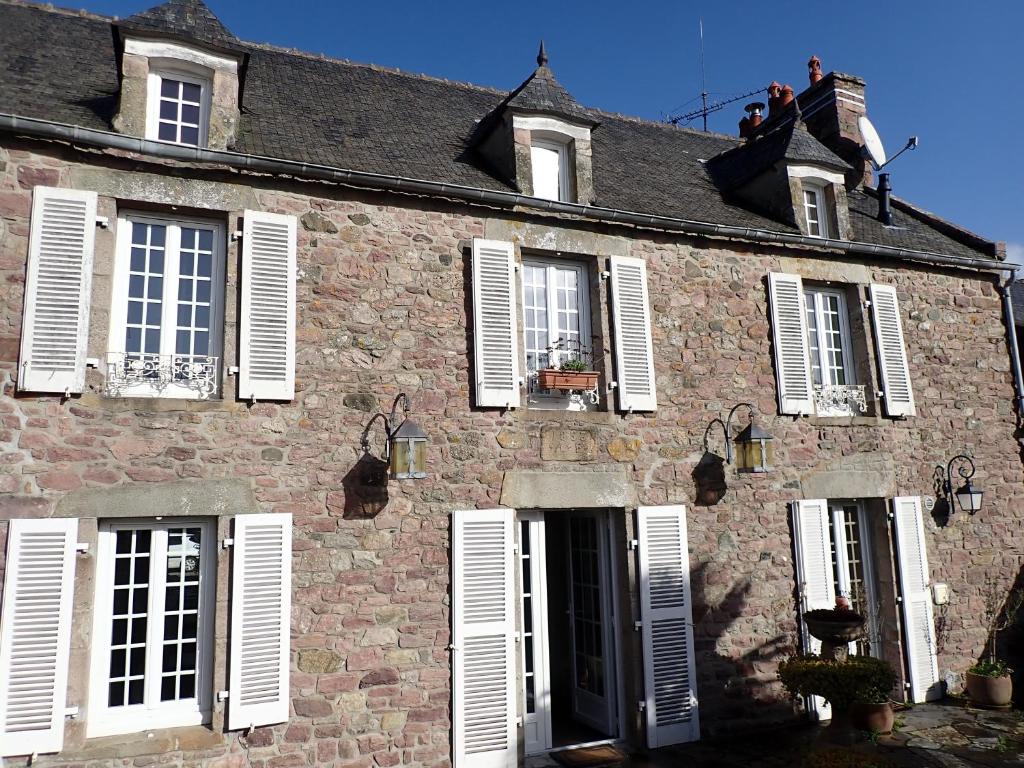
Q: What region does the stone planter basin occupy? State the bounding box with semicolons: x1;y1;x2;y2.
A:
803;609;867;643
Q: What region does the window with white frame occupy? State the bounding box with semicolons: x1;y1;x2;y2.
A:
530;138;571;202
804;286;862;415
147;70;209;147
87;520;215;737
803;182;832;238
521;257;593;409
107;213;224;399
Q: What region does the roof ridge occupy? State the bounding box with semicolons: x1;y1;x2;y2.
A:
0;0;113;22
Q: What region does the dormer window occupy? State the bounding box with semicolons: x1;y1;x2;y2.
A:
147;70;209;147
803;182;831;238
530;138;571;202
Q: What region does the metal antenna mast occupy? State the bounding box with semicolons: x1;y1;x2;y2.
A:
699;19;708;132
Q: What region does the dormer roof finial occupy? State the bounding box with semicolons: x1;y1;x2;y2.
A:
537;40;548;68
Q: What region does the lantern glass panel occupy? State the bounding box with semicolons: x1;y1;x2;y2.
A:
736;437;772;473
389;438;410;479
411;438;428;478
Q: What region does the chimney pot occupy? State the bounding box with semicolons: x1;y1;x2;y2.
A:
767;81;782;117
739;116;752;139
779;84;795;109
744;101;765;132
808;55;823;85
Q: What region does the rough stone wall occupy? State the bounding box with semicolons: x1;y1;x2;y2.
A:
1;139;1023;765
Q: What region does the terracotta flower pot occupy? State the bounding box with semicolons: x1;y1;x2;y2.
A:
966;670;1013;707
850;701;894;734
536;369;599;392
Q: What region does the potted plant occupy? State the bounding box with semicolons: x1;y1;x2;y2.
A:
779;654;897;743
850;681;895;735
536;340;599;393
965;578;1022;708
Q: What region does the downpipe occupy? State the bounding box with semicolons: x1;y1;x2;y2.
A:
999;269;1024;427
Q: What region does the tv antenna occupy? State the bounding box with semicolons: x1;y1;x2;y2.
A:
698;19;708;132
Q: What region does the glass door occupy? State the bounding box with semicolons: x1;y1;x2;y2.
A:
829;501;879;657
518;512;552;755
568;512;615;734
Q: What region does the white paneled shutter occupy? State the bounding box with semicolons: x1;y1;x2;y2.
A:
0;518;78;758
791;499;834;720
892;496;940;702
452;509;516;768
609;255;657;412
870;284;915;417
471;239;520;409
768;272;814;415
239;210;297;401
18;187;97;394
637;505;698;747
228;513;292;730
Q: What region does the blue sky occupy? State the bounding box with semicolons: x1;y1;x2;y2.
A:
89;0;1023;260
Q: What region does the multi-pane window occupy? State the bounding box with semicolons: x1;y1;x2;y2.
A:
521;258;591;407
108;214;223;398
803;184;831;238
88;520;215;736
154;75;205;147
804;287;855;389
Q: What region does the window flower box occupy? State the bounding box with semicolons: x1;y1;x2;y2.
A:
536;368;599;393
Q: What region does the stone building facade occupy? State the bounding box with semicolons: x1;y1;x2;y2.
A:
0;1;1022;767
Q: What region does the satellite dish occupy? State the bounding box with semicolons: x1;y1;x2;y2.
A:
858;115;887;169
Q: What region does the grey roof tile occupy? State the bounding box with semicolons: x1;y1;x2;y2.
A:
0;0;999;261
120;0;240;51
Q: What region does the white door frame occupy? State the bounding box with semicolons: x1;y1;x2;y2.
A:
828;500;880;657
517;509;625;755
517;512;553;756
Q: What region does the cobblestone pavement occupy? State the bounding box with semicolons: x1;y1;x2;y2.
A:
624;702;1024;767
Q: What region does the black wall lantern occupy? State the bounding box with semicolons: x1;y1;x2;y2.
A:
361;393;429;480
704;402;774;474
945;454;983;515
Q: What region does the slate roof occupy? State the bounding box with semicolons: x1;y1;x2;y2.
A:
119;0;241;53
708;119;850;191
496;43;596;125
1012;282;1024;328
0;0;999;262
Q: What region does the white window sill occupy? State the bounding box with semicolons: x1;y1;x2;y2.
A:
86;708;210;739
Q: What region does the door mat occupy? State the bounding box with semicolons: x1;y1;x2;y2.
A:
551;745;626;768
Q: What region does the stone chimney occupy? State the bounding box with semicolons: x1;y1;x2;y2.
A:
796;65;870;187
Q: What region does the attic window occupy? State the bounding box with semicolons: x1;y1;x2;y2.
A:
530;138;571;202
802;182;832;238
147;70;210;147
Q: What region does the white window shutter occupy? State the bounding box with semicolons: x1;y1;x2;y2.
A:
870;284;915;417
18;187;97;394
452;509;516;768
239;210;297;401
791;499;834;721
609;255;657;412
768;272;814;415
228;513;292;730
0;518;78;758
471;239;520;409
892;496;940;702
637;505;698;747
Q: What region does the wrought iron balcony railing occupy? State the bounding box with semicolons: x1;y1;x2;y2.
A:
105;352;219;400
813;384;868;417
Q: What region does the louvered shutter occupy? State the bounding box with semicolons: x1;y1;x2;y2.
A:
0;518;78;757
768;272;814;415
870;284;915;417
452;509;516;768
791;499;834;720
17;187;97;394
471;239;520;409
609;255;657;412
892;497;940;702
239;210;297;401
637;505;698;747
228;513;292;730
